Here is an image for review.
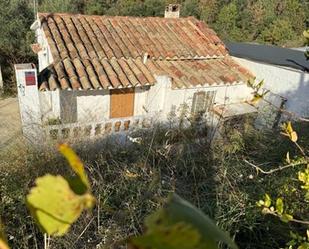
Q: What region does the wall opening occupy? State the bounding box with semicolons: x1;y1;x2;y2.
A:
110;88;135;118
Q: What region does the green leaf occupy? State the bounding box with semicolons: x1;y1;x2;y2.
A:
276;198;284;215
133;222;203;249
298;242;309;249
130;194;238;249
280;213;293;223
264;194;272;208
58;143;90;189
26;174;95;236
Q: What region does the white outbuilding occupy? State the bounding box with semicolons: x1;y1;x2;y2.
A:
16;7;258;142
227;42;309;118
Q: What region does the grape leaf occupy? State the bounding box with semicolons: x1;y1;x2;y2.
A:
0;239;9;249
58;144;89;189
283;122;298;142
276;198;284;215
0;221;9;249
130;194;238;249
132;222;204;249
280;213;293;223
264;194;272;208
27;174;95;236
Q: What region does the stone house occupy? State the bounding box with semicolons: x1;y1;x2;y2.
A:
15;5;256;141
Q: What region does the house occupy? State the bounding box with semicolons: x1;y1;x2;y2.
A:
227;42;309;118
15;5;257;142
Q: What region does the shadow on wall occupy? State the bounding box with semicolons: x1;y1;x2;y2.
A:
60;90;77;123
59;89;110;124
283;71;309;118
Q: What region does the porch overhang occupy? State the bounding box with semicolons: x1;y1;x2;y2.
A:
212;102;258;119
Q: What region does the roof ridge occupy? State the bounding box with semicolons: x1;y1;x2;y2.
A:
38;12;198;21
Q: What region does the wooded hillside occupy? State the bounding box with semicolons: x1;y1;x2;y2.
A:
0;0;308;93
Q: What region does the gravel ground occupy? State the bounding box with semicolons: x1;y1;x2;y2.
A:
0;97;22;149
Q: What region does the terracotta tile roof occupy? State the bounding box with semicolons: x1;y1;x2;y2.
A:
150;57;253;89
39;13;227;60
37;13;253;91
39;57;156;91
39;56;252;91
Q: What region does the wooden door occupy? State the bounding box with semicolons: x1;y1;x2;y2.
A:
110;88;135;118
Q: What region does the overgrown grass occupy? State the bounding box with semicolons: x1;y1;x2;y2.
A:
0;121;308;249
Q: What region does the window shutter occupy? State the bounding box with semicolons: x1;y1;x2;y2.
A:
192;91;216;114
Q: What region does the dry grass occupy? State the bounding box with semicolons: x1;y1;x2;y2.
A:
0;121;308;249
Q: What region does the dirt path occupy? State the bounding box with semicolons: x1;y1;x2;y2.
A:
0;97;22;149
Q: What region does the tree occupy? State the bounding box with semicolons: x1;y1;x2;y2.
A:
0;0;34;93
214;1;242;41
105;0;166;17
38;0;81;13
199;0;219;24
261;18;296;45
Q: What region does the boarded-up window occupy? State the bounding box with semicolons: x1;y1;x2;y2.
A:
110;88;135;118
191;91;216;114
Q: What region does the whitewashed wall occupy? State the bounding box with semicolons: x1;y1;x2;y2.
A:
151;77;253;120
39;78;253;125
233;57;309;117
40;87;150;124
145;76;172;119
75;90;110;123
134;87;149;116
39;90;60;123
31;19;54;72
15;65;44;142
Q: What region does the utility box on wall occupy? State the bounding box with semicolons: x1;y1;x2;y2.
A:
15;64;43;143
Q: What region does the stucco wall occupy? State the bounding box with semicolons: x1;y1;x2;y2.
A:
233;57;309;117
40;87;151;124
39;79;253;125
39;90;60;123
157;80;253;119
75;90;110;123
34;22;53;72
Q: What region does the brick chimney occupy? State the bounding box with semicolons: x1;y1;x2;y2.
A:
164;4;180;18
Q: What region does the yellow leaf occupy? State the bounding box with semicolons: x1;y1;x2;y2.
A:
303;30;309;39
251;94;262;104
282;122;298;142
0;221;9;249
286;122;294;134
27;174;95;236
58;144;89;188
124;170;139;178
0;240;9;249
290;131;298;142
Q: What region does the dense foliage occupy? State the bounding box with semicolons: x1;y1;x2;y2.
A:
0;0;308;93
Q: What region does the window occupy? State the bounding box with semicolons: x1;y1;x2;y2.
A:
191;91;216;115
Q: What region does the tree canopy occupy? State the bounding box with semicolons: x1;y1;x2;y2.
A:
0;0;308;93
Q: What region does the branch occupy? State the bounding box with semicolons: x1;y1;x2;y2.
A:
266;210;309;225
243;159;305;175
294;141;307;158
257;95;309;123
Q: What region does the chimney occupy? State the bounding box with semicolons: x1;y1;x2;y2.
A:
164;4;180;18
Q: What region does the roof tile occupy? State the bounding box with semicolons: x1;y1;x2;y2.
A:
37;13;252;91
